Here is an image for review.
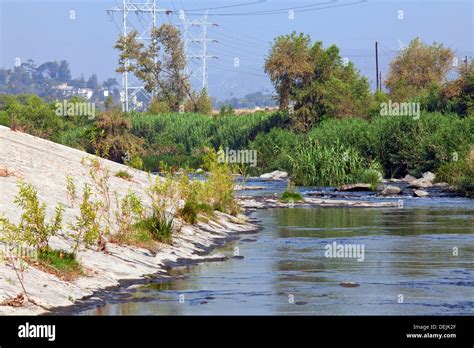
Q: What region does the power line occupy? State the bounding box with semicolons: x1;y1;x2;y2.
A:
184;1;267;12
186;0;367;16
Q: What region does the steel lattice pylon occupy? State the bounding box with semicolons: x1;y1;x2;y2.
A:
107;0;171;112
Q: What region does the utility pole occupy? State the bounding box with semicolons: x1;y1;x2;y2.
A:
180;10;218;91
375;41;379;92
107;0;171;112
379;71;382;92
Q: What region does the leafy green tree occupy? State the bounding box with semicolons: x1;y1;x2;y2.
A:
265;34;371;132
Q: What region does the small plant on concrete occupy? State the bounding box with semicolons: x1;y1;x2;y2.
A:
69;183;105;253
66;174;77;207
0;181;63;302
0;216;31;303
115;170;133;181
36;248;82;281
178;172;213;224
113;191;144;243
141;171;180;244
13;181;63;252
84;157;113;228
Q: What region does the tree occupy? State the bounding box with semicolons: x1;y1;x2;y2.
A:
87;74;100;91
265;34;372;132
185;88;213;114
115;24;193;112
103;78;118;90
386;38;454;101
264;32;313;109
57;60;71;83
436;61;474;116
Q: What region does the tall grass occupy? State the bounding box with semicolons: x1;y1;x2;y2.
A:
309;113;474;178
288;139;382;187
131;111;288;171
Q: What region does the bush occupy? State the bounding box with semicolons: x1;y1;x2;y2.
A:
37;248;82;280
131;111;288;170
3;181;63;252
114;191;144;243
144;171;180;244
280;181;304;203
436;148;474;197
91;109;144;163
249;127;301;175
69;183;104;253
178;173;214;224
134;214;173;244
148;98;171;114
202;148;240;215
115;170;133;180
306;113;474;179
0;94;64;140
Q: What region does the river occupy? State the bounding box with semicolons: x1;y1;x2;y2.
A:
78;182;474;315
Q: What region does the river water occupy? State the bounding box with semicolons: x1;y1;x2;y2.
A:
79;183;474;315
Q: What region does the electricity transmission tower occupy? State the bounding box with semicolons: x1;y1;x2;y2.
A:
179;10;218;91
107;0;171;112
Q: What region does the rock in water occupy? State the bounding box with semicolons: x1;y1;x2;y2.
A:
381;185;401;195
433;182;449;188
336;183;373;192
403;174;417;183
340;282;360;288
232;255;245;260
259;170;288;180
413;189;429;197
408;178;433;189
422;171;436;182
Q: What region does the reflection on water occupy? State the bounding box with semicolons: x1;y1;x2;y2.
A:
80;199;474;315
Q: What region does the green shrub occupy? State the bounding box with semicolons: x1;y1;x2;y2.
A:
115;170;133;180
69;183;103;253
249;127;301;175
134;214;174;244
436;148;474;197
114;191;144;243
8;181;63;252
37;248;82;279
357;162;383;190
280;181;304;203
202;148;240;215
144;172;180;244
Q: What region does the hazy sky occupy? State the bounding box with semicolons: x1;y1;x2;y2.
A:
0;0;472;99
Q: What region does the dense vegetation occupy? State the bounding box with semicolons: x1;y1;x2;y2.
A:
0;34;472;196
